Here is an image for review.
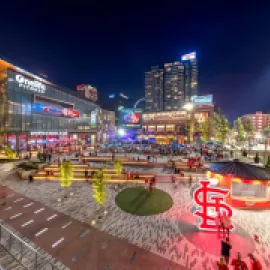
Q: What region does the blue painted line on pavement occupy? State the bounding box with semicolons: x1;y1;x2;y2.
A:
72;250;84;262
80;230;89;238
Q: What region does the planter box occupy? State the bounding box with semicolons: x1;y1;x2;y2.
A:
37;163;47;170
17;169;37;180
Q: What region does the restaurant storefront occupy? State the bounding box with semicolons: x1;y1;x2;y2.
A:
140;106;214;144
0;58;100;152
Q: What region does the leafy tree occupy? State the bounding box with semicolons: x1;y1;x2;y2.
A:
113;158;122;176
265;156;270;168
5;145;16;159
262;126;270;138
236;118;245;143
92;167;108;205
186;122;194;143
60;160;73;188
244;118;254;146
244;119;254;137
214;108;230;144
201;121;210;141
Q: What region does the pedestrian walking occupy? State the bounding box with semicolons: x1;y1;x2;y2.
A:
85;168;89;181
231;252;248;270
0;186;8;206
247;253;262;270
216;256;229;270
189;175;193;187
220;237;232;265
28;172;34;183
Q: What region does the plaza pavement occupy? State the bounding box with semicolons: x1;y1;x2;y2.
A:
0;170;270;269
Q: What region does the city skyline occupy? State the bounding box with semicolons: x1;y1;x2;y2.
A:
1;2;270;120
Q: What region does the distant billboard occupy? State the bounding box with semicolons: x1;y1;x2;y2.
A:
181;51;196;61
191;95;213;105
120;108;142;128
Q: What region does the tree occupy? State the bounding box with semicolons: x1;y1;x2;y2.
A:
262;126;270;138
60;160;73;189
5;145;16;159
201;121;210;141
113;158;123;176
214;108;230;144
244;118;254;145
92;167;108;205
236;118;245;143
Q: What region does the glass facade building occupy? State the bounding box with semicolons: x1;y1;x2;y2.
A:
0;59;102;151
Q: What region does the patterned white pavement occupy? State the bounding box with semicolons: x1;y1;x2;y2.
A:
1;172;270;270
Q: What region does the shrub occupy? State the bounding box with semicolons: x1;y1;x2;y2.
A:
242;149;247;157
254;153;260;164
265;156;270;168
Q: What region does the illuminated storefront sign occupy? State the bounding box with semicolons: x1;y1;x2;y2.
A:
15;74;46;93
192;180;234;231
181;51;196;61
30;132;68;136
191;95;213;105
143;111;187;121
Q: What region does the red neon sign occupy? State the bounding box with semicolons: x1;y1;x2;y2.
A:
193;180;234;231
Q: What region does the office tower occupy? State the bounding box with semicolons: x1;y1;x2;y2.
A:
145;52;198;112
164;62;185;111
145;66;164;112
182;52;198;101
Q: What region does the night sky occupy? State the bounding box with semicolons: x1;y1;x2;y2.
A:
1;1;270;121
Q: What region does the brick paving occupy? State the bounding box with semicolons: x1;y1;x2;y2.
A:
0;187;184;270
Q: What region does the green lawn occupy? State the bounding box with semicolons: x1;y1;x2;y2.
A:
115;186;173;216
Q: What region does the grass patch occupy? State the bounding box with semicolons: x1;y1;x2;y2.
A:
115;186;173;216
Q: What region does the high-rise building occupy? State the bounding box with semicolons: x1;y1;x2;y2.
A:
182;52;198;101
145;66;164;112
164;62;185;111
145;52;198;112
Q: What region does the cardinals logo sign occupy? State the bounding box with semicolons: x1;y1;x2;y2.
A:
191;180;234;231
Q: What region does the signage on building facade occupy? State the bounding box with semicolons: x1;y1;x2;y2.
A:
90;108;98;126
30;132;68;136
191;95;213;105
181;51;196;61
143;111;187;121
15;74;46;93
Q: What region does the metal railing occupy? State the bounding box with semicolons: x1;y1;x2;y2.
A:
0;221;59;270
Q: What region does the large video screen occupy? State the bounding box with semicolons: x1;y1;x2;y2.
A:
32;103;79;118
120;108;142;128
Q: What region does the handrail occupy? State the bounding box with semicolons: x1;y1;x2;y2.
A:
0;220;60;269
